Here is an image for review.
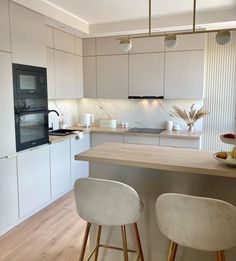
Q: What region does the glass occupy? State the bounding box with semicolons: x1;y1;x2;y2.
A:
19;113;46;143
19;75;37;91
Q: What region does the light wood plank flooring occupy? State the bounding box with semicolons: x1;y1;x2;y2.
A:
0;192;86;261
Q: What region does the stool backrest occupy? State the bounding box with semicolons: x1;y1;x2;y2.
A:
156;193;236;251
74;178;141;226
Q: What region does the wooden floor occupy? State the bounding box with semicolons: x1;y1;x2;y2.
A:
0;192;86;261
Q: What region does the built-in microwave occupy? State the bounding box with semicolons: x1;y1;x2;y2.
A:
12;64;47;98
13;64;49;152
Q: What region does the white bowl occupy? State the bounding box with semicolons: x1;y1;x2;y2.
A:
220;135;236;145
213;153;236;167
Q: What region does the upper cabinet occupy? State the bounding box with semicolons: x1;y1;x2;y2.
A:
75;55;84;98
75;37;83;56
0;0;11;52
130;37;164;54
0;52;16;158
164;50;205;99
54;50;76;99
46;48;55;99
97;55;128;99
129;53;164;97
10;2;46;67
96;37;125;55
46;25;54;48
54;29;75;53
83;56;97;98
83;38;96;56
165;34;205;52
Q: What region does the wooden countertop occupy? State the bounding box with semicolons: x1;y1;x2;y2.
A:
68;126;202;139
75;143;236;178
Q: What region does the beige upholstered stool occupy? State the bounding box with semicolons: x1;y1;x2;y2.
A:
74;177;144;261
155;193;236;261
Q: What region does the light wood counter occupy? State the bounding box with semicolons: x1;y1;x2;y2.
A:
75;143;236;178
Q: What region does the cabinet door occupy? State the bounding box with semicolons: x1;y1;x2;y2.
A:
83;56;97;98
160;137;201;149
97;55;128;98
50;140;71;199
17;146;51;217
46;25;54;48
0;0;11;52
124;135;160;145
54;29;75;53
46;48;55;99
54;50;76;99
75;55;84;98
0;52;16;158
164;50;204;99
129;53;164;96
10;2;46;67
75;37;83;56
91;133;124;147
0;156;19;233
83;38;96;56
71;134;90;185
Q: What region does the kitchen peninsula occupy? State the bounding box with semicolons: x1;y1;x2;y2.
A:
75;143;236;261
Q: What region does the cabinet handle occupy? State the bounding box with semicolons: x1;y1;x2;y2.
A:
5;154;17;159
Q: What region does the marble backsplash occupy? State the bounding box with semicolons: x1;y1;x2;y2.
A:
49;99;203;131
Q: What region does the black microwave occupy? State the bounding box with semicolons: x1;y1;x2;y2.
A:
12;64;47;98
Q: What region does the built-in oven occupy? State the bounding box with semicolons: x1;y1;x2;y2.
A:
13;64;49;152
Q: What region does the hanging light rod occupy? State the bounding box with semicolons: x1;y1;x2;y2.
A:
118;0;235;46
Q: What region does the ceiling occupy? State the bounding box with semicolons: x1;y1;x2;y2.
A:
47;0;236;24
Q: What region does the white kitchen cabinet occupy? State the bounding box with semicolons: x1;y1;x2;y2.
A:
83;56;97;98
0;0;11;52
46;48;55;99
130;37;164;54
71;134;90;185
10;2;46;67
129;53;164;96
91;133;124;147
75;55;84;98
54;29;75;53
54;50;76;99
75;37;83;56
160;137;201;149
83;38;96;56
50;140;71;199
165;34;205;52
164;50;205;99
97;55;128;99
0;52;16;158
46;25;54;48
96;36;125;55
124;135;160;145
0;156;19;234
17;146;51;217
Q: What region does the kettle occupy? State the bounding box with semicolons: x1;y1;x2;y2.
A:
82;113;94;128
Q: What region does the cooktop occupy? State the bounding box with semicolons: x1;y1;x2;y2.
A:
127;128;165;134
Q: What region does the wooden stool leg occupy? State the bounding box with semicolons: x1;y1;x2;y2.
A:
217;251;225;261
121;225;129;261
94;225;102;261
167;241;178;261
79;222;91;261
133;223;144;261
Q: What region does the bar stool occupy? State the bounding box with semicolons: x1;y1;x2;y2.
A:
74;177;144;261
155;193;236;261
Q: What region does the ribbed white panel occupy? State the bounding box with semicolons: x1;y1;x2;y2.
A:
202;32;236;151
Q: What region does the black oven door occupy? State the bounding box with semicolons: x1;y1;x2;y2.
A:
15;111;49;152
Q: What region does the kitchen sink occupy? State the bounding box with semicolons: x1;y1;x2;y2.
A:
49;129;81;136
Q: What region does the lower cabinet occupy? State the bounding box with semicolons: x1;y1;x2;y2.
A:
0;156;19;233
50;140;71;199
124;135;160;145
159;137;201;149
17;145;51;217
91;133;124;147
71;134;90;185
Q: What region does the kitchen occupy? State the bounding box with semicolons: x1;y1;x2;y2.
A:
0;0;236;261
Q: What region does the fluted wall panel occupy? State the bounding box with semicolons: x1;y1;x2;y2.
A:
202;32;236;151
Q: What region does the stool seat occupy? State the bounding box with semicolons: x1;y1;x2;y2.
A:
74;177;144;261
155;193;236;261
